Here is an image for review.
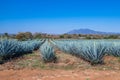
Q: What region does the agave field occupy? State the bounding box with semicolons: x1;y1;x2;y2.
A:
0;38;120;65
51;39;120;64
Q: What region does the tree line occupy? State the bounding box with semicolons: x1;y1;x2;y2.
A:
1;32;120;40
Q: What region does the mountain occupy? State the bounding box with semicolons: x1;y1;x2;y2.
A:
67;28;119;35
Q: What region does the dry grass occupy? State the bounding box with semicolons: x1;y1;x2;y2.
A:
0;50;120;71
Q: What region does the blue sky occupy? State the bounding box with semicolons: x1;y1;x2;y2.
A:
0;0;120;34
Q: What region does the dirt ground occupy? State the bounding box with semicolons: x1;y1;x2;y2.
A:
0;50;120;80
0;69;120;80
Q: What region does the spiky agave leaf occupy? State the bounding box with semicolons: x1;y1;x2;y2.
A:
30;39;44;50
15;41;34;54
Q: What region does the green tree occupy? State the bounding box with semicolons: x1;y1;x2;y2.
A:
24;32;33;39
33;33;42;39
16;32;26;41
59;35;64;38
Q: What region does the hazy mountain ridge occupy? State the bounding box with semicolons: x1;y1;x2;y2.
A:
67;29;119;35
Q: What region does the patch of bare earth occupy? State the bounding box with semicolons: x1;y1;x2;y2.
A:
0;69;120;80
0;50;120;80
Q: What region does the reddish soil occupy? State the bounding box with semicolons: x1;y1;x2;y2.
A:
0;69;120;80
0;51;120;80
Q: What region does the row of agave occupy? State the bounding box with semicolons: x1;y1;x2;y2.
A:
106;41;120;57
0;39;44;63
39;40;57;63
51;39;120;64
1;38;120;65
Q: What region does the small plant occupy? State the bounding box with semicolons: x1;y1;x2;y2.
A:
86;78;90;80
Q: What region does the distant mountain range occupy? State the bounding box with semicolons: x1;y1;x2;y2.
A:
67;29;120;35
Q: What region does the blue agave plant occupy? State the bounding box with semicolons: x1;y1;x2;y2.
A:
40;40;57;62
0;39;18;59
79;41;106;64
0;39;45;63
31;39;45;50
107;42;120;57
15;41;34;54
52;40;107;64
